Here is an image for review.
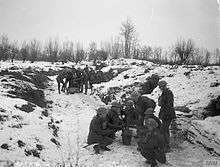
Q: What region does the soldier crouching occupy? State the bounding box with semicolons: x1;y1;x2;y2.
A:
87;107;114;154
106;101;124;139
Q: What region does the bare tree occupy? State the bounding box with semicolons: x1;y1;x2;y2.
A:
96;49;108;61
59;41;74;63
174;38;196;64
204;50;210;65
153;47;162;62
120;18;137;58
0;34;11;61
75;43;85;64
10;41;19;63
100;37;123;60
140;45;152;60
20;42;29;62
111;37;123;59
44;38;59;63
214;48;220;64
88;42;97;64
29;39;41;63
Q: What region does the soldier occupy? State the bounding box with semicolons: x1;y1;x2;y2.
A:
130;91;156;127
144;108;161;130
122;100;137;127
56;70;68;94
87;107;114;154
89;68;96;94
141;74;160;94
106;101;124;139
65;67;76;91
75;67;84;92
129;91;156;139
138;118;167;167
83;65;90;94
158;80;176;152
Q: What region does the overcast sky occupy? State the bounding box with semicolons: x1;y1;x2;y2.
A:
0;0;219;50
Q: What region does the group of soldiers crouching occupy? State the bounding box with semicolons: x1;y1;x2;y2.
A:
87;80;176;167
56;65;97;95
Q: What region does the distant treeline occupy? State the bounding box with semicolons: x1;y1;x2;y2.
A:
0;19;219;65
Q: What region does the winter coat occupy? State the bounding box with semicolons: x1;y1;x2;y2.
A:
138;128;165;150
122;106;138;126
56;71;68;84
144;114;162;129
135;96;156;126
141;77;159;94
89;70;96;84
158;88;176;120
106;109;123;131
87;116;113;144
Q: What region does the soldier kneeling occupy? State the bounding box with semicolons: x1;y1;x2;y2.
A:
87;107;114;154
138;118;167;167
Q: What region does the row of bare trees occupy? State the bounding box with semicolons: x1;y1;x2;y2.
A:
0;18;219;65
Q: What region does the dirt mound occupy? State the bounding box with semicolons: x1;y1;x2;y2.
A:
202;96;220;118
1;68;50;108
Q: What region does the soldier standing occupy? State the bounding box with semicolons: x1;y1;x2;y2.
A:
158;80;176;152
76;67;84;92
56;69;69;94
83;65;90;94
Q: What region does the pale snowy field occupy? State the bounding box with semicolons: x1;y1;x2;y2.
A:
0;59;219;166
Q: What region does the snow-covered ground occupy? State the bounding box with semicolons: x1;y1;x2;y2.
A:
0;59;219;166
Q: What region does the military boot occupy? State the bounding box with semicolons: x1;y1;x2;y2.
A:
93;145;100;154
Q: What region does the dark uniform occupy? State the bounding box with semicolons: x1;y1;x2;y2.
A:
135;96;156;126
122;105;137;127
87;115;113;153
144;113;162;130
138;128;166;167
83;65;90;94
141;74;159;94
106;108;123;138
158;87;176;151
89;68;96;93
56;71;68;94
75;68;84;92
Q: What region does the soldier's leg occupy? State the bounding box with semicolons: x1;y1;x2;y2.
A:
161;119;172;150
93;144;101;154
154;148;166;164
57;79;61;94
89;82;93;93
100;137;113;151
84;80;88;94
80;81;83;92
62;79;68;92
140;149;157;166
61;80;66;92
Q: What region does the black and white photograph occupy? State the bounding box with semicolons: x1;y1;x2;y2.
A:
0;0;219;166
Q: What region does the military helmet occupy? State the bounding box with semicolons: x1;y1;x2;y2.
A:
158;80;167;87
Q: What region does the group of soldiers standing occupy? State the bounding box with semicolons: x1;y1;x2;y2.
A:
87;80;176;167
56;65;96;95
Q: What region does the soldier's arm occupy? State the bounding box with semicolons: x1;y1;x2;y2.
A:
165;90;174;108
